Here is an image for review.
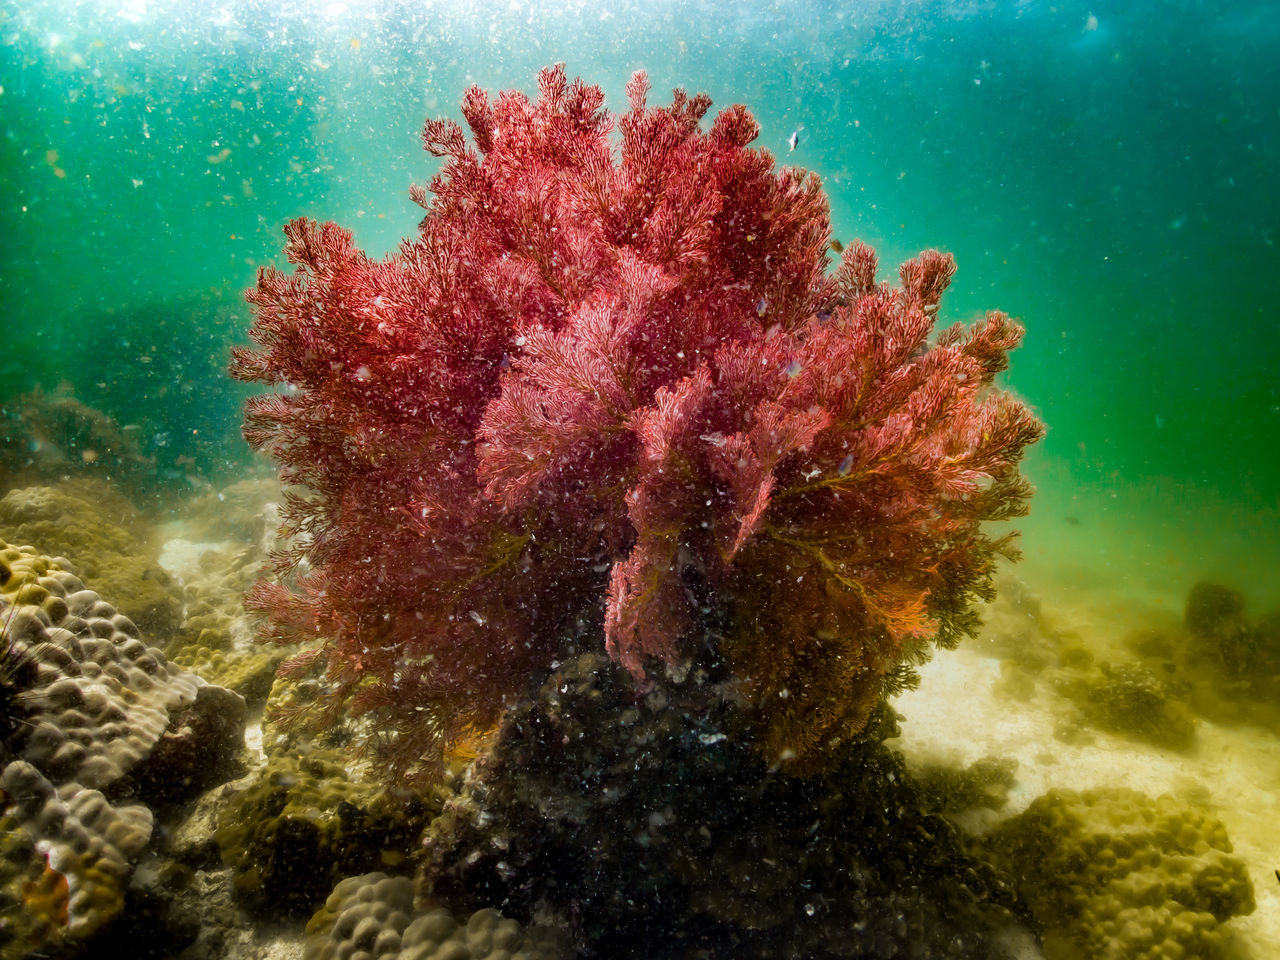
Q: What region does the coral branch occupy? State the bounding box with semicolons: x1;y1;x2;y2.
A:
232;64;1043;779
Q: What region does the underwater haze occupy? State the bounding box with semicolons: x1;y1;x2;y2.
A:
1;1;1278;958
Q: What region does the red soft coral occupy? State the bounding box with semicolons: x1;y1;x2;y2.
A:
231;65;1043;779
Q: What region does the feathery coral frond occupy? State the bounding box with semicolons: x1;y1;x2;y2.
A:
233;65;1043;780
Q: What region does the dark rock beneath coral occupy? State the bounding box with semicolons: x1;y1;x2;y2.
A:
130;682;248;806
420;651;1027;960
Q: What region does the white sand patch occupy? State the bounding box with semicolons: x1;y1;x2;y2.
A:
158;536;232;583
890;643;1279;958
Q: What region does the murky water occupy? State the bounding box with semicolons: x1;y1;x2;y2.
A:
1;3;1276;959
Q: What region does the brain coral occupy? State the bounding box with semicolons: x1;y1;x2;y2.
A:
0;542;203;789
0;760;152;953
304;872;563;960
981;787;1255;960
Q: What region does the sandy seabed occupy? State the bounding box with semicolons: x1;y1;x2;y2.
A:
891;566;1280;960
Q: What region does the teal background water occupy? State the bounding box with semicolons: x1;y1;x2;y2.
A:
2;0;1277;603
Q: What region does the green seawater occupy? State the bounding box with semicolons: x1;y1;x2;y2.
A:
2;1;1278;956
4;1;1277;600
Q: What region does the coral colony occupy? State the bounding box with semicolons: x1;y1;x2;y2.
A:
231;65;1043;779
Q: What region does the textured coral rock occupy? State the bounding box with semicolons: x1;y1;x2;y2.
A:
0;760;152;951
1182;581;1280;708
1075;662;1197;750
981;787;1255;960
0;484;182;636
976;581;1203;751
0;542;206;789
1048;659;1197;752
1001;579;1280;738
304;872;564;960
1184;581;1252;675
419;651;1027;960
0;540;246;959
164;544;284;704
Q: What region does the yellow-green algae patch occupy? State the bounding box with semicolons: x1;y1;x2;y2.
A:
0;483;181;636
212;675;441;916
